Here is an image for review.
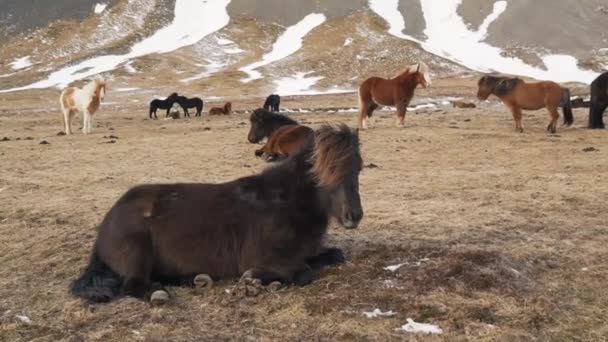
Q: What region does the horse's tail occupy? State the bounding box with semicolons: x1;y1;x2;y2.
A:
69;247;122;303
561;88;574;126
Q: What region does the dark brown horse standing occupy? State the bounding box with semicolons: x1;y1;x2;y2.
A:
70;124;363;303
247;108;312;160
477;75;573;133
588;71;608;129
358;62;431;129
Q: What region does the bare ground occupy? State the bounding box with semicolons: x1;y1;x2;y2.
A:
0;82;607;341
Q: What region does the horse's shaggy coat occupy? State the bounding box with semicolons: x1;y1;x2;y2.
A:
70;124;364;303
149;93;178;119
263;94;281;112
209;102;232;115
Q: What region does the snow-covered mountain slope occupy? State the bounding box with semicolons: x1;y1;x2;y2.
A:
0;0;606;96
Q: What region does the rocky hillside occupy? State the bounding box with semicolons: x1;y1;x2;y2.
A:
0;0;606;97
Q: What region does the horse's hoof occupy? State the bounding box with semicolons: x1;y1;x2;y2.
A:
150;290;170;306
267;281;283;293
254;150;263;157
194;274;213;290
246;285;261;297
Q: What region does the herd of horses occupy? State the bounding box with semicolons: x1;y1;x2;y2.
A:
63;64;607;305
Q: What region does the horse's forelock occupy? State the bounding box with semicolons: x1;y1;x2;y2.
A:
310;124;360;188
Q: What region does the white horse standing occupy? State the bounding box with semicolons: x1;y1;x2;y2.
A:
59;78;106;134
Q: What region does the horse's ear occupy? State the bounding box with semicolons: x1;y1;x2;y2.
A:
416;64;421;73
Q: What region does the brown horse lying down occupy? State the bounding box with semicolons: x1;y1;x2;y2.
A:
209;102;232;115
358;62;431;129
477;75;573;133
247;108;312;160
70;124;363;303
255;125;314;161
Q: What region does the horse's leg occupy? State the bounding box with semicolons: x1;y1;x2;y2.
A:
242;262;313;286
82;111;89;134
120;236;155;300
508;105;524;133
165;108;170;118
88;113;95;133
547;106;559;134
62;109;71;135
396;104;407;127
306;247;345;270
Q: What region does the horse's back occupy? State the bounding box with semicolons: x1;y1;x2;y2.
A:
60;87;77;108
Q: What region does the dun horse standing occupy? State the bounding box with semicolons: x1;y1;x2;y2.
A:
477;75;573;133
247;108;312;160
588;71;608;129
59;78;106;134
70;124;363;303
358;62;431;129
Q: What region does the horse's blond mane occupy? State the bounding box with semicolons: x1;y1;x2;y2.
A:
393;62;430;78
310;124;361;188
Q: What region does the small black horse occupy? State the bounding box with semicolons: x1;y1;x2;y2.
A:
69;124;363;303
149;93;178;119
263;94;281;112
588;71;608;129
174;95;204;117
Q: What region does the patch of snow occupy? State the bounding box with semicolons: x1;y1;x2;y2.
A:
240;13;326;82
123;62;137;74
409;103;436;111
363;309;397;319
369;0;599;84
10;56;32;70
0;72;17;79
274;72;353;96
581;267;589;271
338;108;359;113
181;60;226;83
115;87;140;92
344;38;353;46
94;3;108;14
384;263;405;272
224;47;244;54
1;0;231;93
396;319;443;335
15;315;32;324
216;37;235;46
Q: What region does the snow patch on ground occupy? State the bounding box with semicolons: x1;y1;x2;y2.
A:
363;309;397;319
180;60;227;83
10;56;33;70
344;38;353;46
369;0;599;83
384;263;406;272
396;319;443;335
274;72;353;96
115;87;140;92
94;3;108;14
240;13;326;82
1;0;231;92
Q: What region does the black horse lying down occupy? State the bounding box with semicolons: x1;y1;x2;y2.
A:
589;71;608;129
149;93;178;119
263;94;280;112
70;124;364;303
174;95;204;117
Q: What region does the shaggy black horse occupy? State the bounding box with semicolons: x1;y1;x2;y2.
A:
588;71;608;129
263;94;281;112
247;108;298;144
174;95;204;117
149;93;178;119
69;124;364;303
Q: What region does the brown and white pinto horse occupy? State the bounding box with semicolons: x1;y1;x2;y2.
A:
477;75;573;133
59;78;106;134
358;62;431;129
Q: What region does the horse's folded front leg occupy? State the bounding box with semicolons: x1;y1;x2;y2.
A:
306;247;345;270
241;263;313;286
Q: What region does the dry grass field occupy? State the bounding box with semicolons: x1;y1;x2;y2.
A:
0;83;607;341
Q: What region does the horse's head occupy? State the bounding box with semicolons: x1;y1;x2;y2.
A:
248;108;268;143
225;102;232;113
413;62;432;89
311;125;363;229
169;92;178;99
477;76;495;100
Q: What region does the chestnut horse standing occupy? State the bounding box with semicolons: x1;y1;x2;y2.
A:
69;124;363;303
209;102;232;115
358;62;431;129
588;71;608;129
477;75;573;133
59;78;106;134
247;108;312;161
